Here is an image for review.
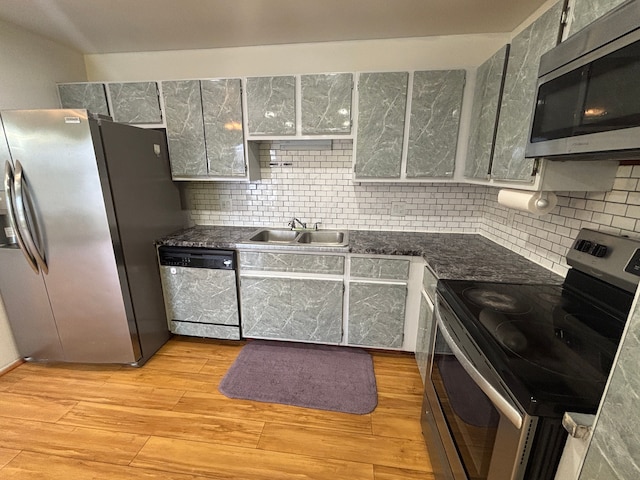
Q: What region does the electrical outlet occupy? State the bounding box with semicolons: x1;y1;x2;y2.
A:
390;201;407;216
220;198;232;211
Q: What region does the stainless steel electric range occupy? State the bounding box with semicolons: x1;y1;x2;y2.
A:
421;228;640;480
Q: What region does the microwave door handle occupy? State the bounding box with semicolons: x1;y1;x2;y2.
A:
4;161;39;273
435;307;524;429
13;160;48;274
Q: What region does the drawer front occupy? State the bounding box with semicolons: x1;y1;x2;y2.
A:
239;251;344;275
350;257;410;280
422;265;438;302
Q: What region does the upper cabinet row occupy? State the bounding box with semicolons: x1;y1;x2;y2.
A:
57;0;624;187
464;0;623;190
58;69;465;183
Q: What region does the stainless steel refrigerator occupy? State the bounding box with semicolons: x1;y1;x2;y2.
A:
0;109;184;365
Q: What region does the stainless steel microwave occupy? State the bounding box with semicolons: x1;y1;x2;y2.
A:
526;0;640;160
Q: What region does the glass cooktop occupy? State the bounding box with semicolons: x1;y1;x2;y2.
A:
437;278;628;417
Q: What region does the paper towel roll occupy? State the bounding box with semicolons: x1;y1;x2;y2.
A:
497;189;558;215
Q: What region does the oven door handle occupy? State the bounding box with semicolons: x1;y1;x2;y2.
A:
435;307;524;429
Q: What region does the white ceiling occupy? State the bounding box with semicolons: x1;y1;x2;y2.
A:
0;0;550;54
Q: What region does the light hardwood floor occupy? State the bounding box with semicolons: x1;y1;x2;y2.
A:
0;337;434;479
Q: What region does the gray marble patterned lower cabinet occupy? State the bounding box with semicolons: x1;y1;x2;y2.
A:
415;292;434;384
350;257;409;280
240;276;343;343
239;251;344;275
348;282;407;348
160;266;240;340
170;322;240;340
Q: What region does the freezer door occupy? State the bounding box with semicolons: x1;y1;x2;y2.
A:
0;247;65;360
1;109;138;363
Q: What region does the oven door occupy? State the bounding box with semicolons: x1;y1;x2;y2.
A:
421;297;535;480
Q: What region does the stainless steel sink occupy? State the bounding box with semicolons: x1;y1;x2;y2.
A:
248;229;299;243
297;231;345;244
245;228;349;247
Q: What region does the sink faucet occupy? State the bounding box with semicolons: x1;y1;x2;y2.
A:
288;217;307;230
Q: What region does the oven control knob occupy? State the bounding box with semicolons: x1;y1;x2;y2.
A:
592;244;608;258
576;240;593;252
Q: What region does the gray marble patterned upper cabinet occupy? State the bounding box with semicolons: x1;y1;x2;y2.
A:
354;72;409;179
465;45;510;180
162;80;208;177
162;79;258;180
300;73;353;135
201;79;246;177
57;83;110;116
246;76;296;136
567;0;627;37
406;70;466;178
107;82;162;124
491;1;564;182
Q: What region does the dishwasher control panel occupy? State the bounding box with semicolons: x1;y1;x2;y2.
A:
158;246;236;270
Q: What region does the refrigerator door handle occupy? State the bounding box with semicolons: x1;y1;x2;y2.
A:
4;160;39;273
13;160;48;274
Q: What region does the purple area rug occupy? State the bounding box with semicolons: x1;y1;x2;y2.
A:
219;340;378;414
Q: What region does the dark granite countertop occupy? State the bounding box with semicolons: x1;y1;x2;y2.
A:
158;226;563;284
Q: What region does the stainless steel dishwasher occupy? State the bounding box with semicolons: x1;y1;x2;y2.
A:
158;246;241;340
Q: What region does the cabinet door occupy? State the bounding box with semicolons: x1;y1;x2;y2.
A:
568;0;626;36
160;266;239;326
348;282;407;348
289;278;343;343
301;73;352;135
354;72;408;179
162;80;208;177
107;82;162;124
246;76;296;135
58;83;110;116
415;292;434;384
406;70;465;178
240;276;343;343
465;45;509;179
240;276;292;340
201;79;246;177
491;1;564;181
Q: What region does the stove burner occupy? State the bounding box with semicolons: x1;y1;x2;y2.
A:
494;319;612;381
537;292;567;306
463;288;531;314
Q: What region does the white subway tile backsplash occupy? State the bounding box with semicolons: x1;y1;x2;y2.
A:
185;140;639;277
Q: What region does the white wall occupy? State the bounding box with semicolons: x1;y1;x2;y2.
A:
84;34;508;81
0;18;86;370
